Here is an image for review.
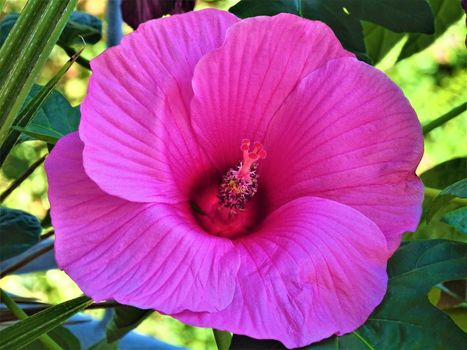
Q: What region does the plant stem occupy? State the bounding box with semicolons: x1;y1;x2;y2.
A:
424;186;467;206
0;239;54;278
422;102;467;135
106;0;122;47
0;155;46;202
0;289;63;350
40;230;55;241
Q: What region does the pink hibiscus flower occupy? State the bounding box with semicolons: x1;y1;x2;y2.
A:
45;9;423;348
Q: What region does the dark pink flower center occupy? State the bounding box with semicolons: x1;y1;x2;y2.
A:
191;139;267;239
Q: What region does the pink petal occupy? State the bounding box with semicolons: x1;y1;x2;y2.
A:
175;196;389;348
46;133;240;313
80;9;239;202
190;13;353;170
262;57;423;252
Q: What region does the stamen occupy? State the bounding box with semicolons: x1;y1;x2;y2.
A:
218;139;266;213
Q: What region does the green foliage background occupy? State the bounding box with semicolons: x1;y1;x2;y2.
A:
0;0;465;349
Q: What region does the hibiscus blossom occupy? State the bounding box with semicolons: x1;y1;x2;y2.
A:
46;9;423;348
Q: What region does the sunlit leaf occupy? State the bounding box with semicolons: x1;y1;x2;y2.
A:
428;179;467;221
0;49;80;166
0;295;92;350
16;86;80;145
0;0;77;145
398;0;464;60
213;329;232;350
31;326;81;350
406;158;467;242
363;22;404;64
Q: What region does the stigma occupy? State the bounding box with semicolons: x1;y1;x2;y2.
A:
218;139;266;213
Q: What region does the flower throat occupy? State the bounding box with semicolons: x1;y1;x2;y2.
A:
217;139;266;215
190;139;266;238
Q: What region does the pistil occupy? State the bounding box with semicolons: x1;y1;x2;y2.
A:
217;139;266;214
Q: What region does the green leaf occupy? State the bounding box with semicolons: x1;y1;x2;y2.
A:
308;240;467;349
13;126;60;145
106;306;152;343
0;0;77;146
343;0;434;33
58;11;102;47
404;158;467;242
230;0;366;55
231;240;467;350
405;158;467;242
0;295;92;350
17;86;80;144
213;329;232;350
421;158;467;190
363;22;405;64
89;306;150;350
410;200;467;242
31;326;82;350
398;0;464;61
0;50;80;166
0;207;41;262
0;11;101;48
0;289;71;350
304;0;366;54
429;178;467;221
445;307;467;332
229;0;299;16
442;207;467;235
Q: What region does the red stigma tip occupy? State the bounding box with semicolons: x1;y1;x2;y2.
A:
238;139;266;177
253;142;262;153
248;152;258;160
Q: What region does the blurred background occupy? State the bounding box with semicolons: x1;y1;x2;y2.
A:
0;0;466;349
